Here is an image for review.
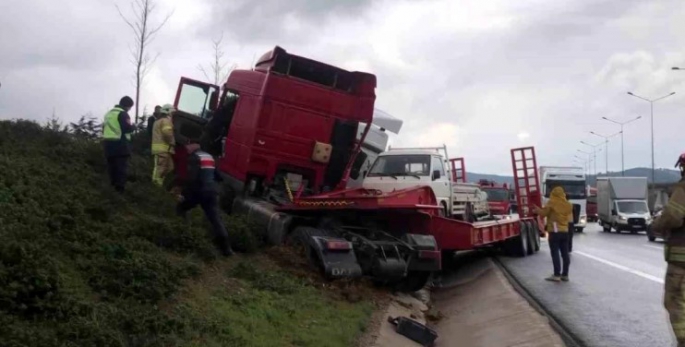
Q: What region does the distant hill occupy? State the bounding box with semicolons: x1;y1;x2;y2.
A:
465;167;680;186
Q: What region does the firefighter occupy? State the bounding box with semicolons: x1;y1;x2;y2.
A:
653;153;685;346
102;96;135;193
151;104;176;188
176;141;233;256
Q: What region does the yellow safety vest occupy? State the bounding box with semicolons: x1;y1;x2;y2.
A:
102;107;131;141
151;117;175;154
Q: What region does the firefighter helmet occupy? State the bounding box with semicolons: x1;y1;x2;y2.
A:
160;104;176;115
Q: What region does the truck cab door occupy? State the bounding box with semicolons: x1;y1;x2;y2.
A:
431;156;451;207
172;77;220;145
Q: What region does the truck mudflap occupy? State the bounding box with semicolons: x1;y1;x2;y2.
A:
309;236;363;278
403;233;441;272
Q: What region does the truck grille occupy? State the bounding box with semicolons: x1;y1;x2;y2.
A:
628;218;645;226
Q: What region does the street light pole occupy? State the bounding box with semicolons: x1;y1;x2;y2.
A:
580;142;603;177
601;116;642;176
590;131;622;175
574;155;588;175
627;91;676;186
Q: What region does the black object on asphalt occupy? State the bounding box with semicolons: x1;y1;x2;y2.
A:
387;316;438;347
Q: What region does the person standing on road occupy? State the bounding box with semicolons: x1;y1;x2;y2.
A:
534;186;573;282
151;104;176;188
102;96;135;193
176;141;233;257
653;153;685;347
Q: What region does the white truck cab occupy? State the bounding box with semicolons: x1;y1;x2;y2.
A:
362;146;489;220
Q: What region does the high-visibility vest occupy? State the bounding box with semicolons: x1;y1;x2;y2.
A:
151;117;175;154
102;107;131;141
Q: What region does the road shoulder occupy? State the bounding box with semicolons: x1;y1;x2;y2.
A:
432;257;565;347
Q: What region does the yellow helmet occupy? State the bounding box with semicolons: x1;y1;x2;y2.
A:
160;104;176;115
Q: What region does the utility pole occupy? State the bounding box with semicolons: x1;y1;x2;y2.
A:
627;91;676;187
580;142;602;177
590;131;621;176
601;116;641;176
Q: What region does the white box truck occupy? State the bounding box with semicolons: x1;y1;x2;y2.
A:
539;166;587;232
597;177;652;233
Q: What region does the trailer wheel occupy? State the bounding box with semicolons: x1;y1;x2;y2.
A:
507;222;528;257
526;221;541;252
525;222;535;255
393;271;431;293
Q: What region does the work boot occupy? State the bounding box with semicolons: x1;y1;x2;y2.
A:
561;276;569;282
215;237;234;257
545;275;562;282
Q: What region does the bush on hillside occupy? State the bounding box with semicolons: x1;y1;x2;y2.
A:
0;119;247;346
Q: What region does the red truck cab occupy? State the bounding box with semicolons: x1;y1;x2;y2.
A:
171;46;375;196
479;180;515;216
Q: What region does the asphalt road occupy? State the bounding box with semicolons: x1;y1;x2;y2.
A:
498;223;675;347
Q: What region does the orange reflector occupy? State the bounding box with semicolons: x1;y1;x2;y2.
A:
326;240;352;250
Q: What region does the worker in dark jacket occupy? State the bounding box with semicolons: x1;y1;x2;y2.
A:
102;96;135;193
176;142;233;256
146;105;161;138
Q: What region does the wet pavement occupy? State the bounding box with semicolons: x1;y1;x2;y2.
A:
498;223;675;347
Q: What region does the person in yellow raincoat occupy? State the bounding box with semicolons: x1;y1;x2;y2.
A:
534;186;573;282
653;153;685;346
151;104;176;187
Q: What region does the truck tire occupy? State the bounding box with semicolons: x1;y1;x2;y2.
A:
648;235;656;242
509;222;528;257
525;222;535;255
602;222;611;233
527;221;541;252
393;271;431;293
439;202;448;217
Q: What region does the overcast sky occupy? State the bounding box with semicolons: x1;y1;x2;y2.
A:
2;0;685;175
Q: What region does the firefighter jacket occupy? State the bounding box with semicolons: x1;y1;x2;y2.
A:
182;149;223;196
655;179;685;263
102;105;134;157
536;186;573;232
151;116;175;155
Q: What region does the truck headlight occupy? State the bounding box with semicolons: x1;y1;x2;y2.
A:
619;216;627;221
580;216;586;223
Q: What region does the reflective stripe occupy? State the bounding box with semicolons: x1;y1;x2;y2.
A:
197;152;215;169
102;107;131;141
666;245;685;262
669;200;685;215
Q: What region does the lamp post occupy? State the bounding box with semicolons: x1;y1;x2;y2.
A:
627;91;676;186
601;116;641;176
590;131;622;176
580;142;602;177
574;155;589;175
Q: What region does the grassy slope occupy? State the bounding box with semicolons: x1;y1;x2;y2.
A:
0;120;375;347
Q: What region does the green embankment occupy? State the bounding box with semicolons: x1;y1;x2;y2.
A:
0;120;374;347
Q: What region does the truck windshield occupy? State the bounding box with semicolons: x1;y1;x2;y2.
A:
617;201;649;214
545;180;586;199
367;155;431;177
484;189;509;202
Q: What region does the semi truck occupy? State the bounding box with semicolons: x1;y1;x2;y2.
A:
539;166;587;232
597;177;652;233
171;46;441;291
361;146;490;221
587;186;598;222
169;46;544;292
346;108;402;189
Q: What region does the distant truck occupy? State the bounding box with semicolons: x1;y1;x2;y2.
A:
362;146;490;221
587;186;598;222
478;180;517;220
539;166;588;232
597;177;652;233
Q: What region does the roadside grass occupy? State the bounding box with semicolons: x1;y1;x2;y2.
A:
0;119;377;347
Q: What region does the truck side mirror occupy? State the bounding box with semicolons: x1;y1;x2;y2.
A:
349;151;368;180
362;170;368;178
432;170;441;180
611;209;617;216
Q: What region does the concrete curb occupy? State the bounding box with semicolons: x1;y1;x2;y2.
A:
493;256;586;347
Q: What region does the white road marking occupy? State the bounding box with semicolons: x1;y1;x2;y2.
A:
644;244;664;251
574;251;664;284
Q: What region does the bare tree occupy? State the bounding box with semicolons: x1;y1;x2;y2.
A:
116;0;173;125
197;32;236;85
